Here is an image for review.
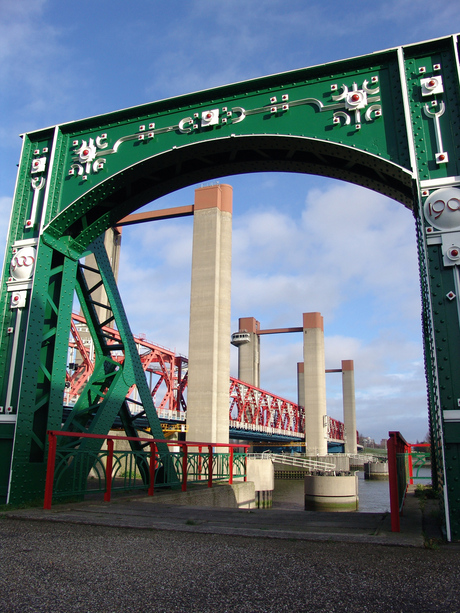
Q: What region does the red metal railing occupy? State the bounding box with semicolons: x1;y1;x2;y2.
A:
44;430;249;509
388;431;431;532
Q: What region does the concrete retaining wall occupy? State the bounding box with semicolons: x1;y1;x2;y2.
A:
145;482;256;508
246;458;274;507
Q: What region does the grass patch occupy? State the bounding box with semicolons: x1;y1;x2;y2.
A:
423;533;441;550
414;484;438;499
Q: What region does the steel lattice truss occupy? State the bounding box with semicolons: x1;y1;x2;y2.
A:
229;377;304;439
66;313;347;441
67;312;188;421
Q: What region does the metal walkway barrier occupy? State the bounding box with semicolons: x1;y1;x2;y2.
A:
248;452;335;473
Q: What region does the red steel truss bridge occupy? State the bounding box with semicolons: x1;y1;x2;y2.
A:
67;313;346;444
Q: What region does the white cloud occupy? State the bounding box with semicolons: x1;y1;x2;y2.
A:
115;175;426;443
117;217;193;353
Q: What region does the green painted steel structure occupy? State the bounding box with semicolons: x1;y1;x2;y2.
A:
1;34;460;538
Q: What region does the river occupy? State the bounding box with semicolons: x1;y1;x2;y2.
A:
272;468;432;512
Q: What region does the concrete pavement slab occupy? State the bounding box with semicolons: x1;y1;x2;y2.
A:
3;484;438;547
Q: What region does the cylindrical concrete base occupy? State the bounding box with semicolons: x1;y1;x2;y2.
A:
364;462;389;480
304;474;359;511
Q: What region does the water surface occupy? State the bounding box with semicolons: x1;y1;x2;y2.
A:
272;468;432;513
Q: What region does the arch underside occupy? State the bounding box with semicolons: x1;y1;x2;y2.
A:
48;136;415;253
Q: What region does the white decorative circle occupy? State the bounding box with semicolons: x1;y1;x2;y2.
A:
424;187;460;231
425;77;439;90
447;246;460;262
76;140;97;163
9;247;36;281
345;90;367;110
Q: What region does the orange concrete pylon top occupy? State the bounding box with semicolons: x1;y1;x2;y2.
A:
238;317;260;333
194;184;233;213
341;359;354;371
303;312;324;331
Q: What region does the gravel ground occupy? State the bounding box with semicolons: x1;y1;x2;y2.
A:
1;518;459;613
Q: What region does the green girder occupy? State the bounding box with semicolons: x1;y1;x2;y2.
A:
1;34;460;539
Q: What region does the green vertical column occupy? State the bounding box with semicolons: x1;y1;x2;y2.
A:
8;244;77;504
0;128;60;503
403;38;460;540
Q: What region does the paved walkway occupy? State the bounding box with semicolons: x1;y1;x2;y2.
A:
3;484;443;547
2;487;457;612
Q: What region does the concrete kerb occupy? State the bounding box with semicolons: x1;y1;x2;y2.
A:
2;484;441;548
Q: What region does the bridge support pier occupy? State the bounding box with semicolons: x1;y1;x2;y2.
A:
342;360;357;454
303;312;328;455
186;185;232;444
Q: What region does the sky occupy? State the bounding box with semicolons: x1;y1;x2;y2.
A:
1;0;458;444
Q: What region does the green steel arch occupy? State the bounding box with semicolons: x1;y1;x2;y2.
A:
1;34;460;537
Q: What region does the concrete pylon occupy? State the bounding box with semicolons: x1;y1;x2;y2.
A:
186;184;233;444
232;317;260;387
303;312;328;455
342;359;357;454
297;362;305;408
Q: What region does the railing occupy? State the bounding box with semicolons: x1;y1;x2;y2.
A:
387;431;431;532
255;451;335;472
250;452;336;473
44;431;249;509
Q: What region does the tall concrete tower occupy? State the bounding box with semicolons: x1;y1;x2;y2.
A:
186;184;233;444
303;312;328;455
231;317;260;387
342;359;357;454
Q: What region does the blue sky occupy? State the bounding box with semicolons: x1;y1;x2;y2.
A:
1;1;458;443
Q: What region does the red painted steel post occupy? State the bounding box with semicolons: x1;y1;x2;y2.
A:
229;446;234;484
408;445;414;485
148;442;156;496
198;445;203;480
182;443;188;492
208;445;213;488
43;431;57;509
387;433;400;532
104;439;114;502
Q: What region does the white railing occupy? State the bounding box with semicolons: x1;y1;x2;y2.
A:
248;452;335;473
229;420;304;439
